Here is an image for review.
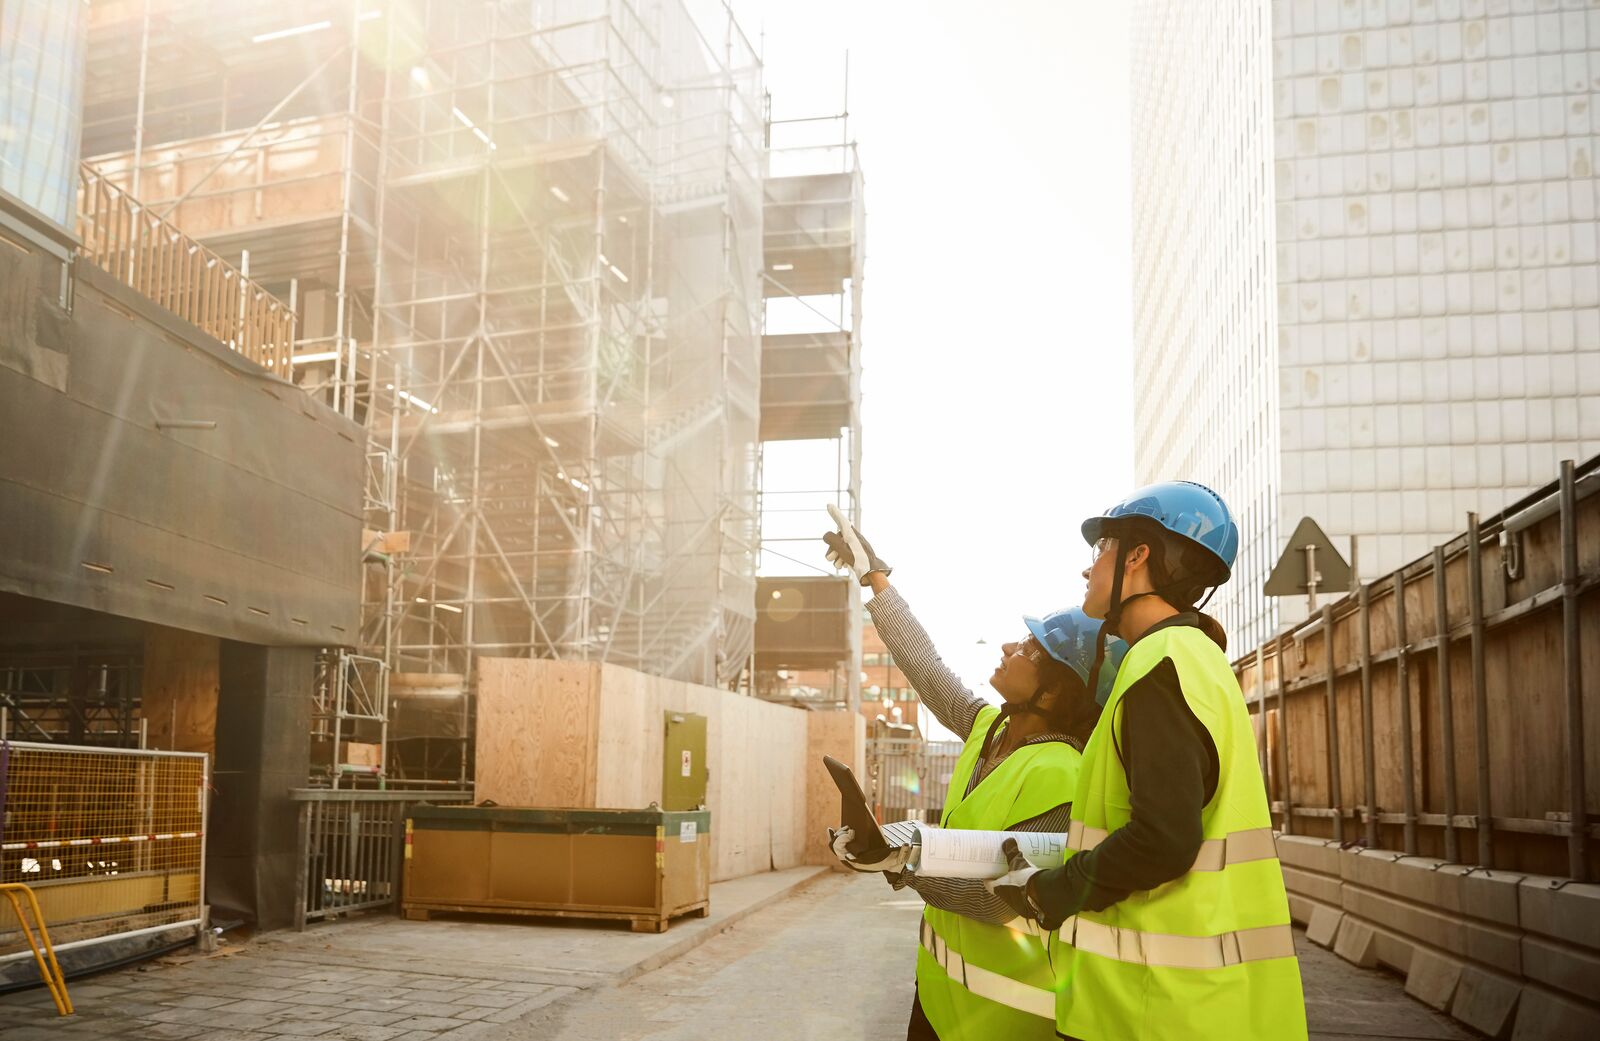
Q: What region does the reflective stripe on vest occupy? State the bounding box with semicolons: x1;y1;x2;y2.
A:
920;918;1054;1019
1058;916;1297;971
1067;821;1280;872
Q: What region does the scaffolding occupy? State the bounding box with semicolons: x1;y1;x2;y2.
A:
310;650;389;787
81;1;767;774
752;107;865;711
80;0;863;778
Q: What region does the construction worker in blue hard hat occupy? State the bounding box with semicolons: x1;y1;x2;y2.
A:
987;481;1308;1041
819;506;1128;1041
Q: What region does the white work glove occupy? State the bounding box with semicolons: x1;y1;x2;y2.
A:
822;504;892;586
985;837;1044;923
828;826;913;874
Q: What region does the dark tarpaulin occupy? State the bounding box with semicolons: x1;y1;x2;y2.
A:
0;224;362;647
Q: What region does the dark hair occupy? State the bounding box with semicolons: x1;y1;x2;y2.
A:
1031;654;1101;749
1127;521;1229;653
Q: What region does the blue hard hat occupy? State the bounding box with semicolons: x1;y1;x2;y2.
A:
1081;480;1239;584
1022;607;1130;706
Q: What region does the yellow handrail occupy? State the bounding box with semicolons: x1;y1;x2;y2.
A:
0;883;74;1016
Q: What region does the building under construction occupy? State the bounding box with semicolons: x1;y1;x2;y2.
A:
74;0;866;779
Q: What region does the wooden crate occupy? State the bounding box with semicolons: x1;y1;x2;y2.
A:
402;805;710;933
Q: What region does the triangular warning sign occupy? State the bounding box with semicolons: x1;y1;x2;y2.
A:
1264;517;1352;597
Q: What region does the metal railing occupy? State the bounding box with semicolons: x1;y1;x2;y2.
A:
290;789;473;929
0;741;208;963
865;738;963;825
1;883;73;1016
76;163;296;373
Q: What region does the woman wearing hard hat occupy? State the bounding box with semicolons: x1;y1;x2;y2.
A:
821;506;1126;1041
988;481;1308;1041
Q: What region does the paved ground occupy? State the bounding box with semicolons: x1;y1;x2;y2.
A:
507;873;1479;1041
506;870;920;1041
1;870;1476;1040
0;867;826;1041
1299;933;1476;1041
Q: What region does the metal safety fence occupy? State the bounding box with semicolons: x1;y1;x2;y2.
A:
291;789;472;929
865;738;963;825
0;741;208;964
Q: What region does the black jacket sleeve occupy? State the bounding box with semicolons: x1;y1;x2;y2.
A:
1029;659;1219;926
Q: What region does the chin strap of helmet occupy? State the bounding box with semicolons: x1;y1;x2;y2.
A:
1086;538;1128;698
977;684;1053;761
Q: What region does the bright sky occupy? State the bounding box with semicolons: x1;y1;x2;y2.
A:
735;2;1136;739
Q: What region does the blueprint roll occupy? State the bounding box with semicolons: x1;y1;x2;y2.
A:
912;827;1068;879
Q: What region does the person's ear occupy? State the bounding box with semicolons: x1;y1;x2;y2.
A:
1123;543;1150;574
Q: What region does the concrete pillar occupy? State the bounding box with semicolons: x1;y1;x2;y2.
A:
206;642;313;931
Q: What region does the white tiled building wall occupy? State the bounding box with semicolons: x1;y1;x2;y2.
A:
1273;0;1600;615
1130;0;1283;652
1131;0;1600;649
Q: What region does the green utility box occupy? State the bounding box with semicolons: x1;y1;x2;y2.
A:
662;711;707;811
402;805;711;932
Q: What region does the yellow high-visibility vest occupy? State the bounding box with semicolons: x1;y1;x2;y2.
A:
1052;624;1307;1041
916;704;1078;1041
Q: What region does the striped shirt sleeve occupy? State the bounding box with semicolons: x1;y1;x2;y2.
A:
891;801;1074;924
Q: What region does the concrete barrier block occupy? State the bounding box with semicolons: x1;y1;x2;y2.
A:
1521;936;1600;1002
1334;915;1378;968
1282;864;1343;906
1372;928;1416;975
1460;869;1526;928
1341;884;1467;960
1405;947;1464;1011
1451;966;1522;1040
1275;834;1343;876
1463;917;1525;976
1286;892;1316;925
1508;985;1600;1041
1342;879;1527;972
1341;847;1396;885
1306;904;1344;948
1518;876;1600;952
1393;856;1463;914
1342;852;1469;916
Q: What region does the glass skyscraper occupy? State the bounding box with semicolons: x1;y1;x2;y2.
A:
0;0;89;228
1132;0;1600;648
1130;0;1282;652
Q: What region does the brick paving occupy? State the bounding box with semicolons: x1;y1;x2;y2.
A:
0;867;826;1041
0;947;577;1041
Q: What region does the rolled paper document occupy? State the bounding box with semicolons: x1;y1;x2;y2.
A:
911;826;1068;878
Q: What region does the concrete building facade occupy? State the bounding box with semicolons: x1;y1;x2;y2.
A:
1131;0;1600;645
1130;0;1282;650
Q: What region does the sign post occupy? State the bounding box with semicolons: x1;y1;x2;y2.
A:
1265;517;1353;611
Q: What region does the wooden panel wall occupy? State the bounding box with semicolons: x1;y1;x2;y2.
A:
474;659;819;882
475;659;600;808
804;711;867;866
140;625;218;756
1235;481;1600;880
89;116;351;240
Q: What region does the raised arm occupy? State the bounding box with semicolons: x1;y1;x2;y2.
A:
822;506;987;740
864;581;986;740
